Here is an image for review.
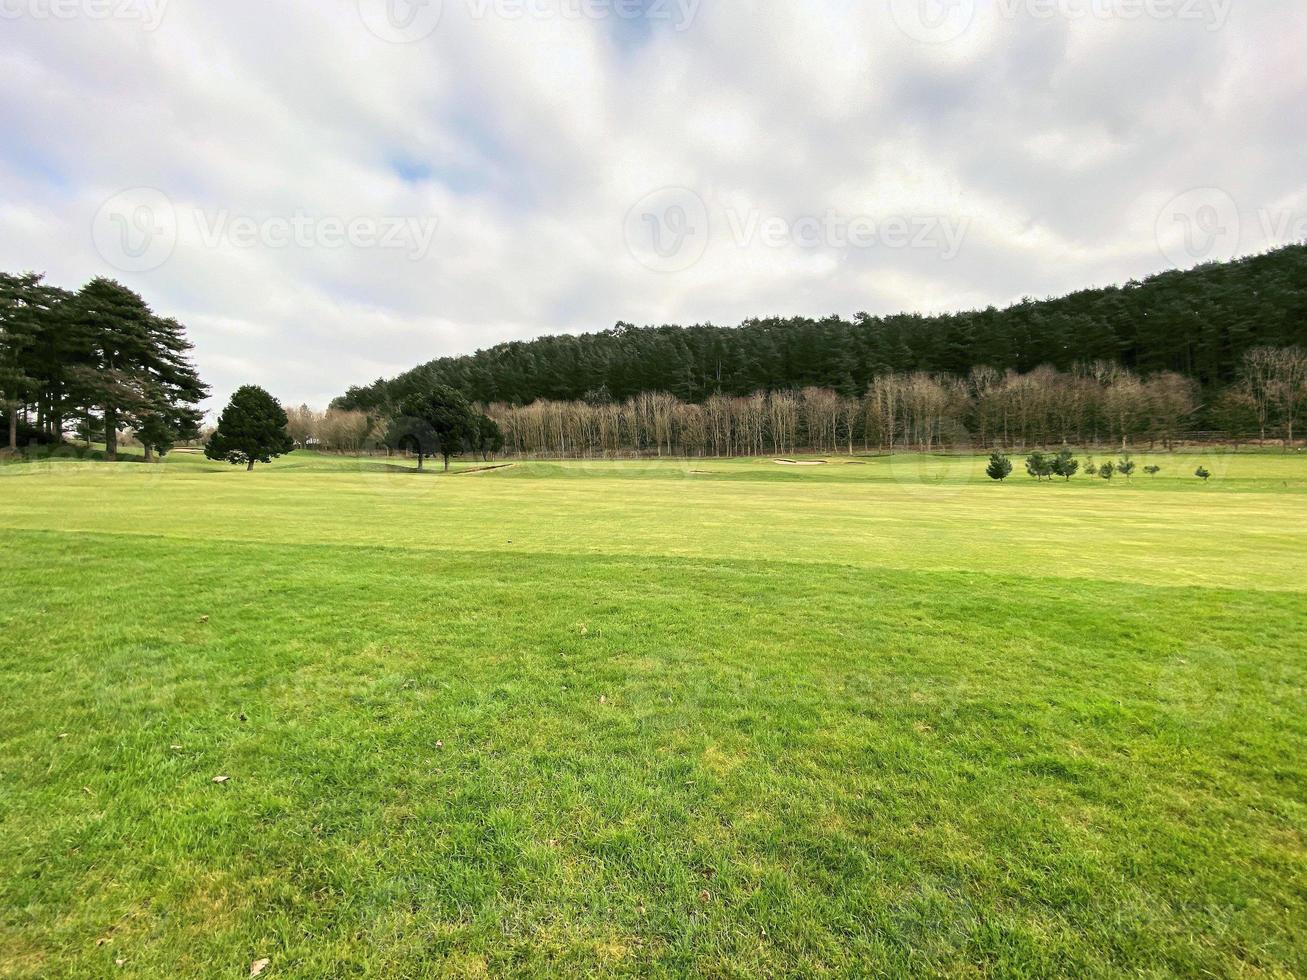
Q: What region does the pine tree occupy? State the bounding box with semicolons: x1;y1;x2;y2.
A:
1025;451;1053;481
70;279;206;460
986;453;1013;481
1051;449;1079;481
205;386;294;470
0;273;40;451
389;385;477;471
71;278;155;459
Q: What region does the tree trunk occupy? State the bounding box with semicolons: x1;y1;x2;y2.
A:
105;407;118;460
443;455;450;472
417;453;424;471
246;458;255;471
7;405;15;452
144;444;154;464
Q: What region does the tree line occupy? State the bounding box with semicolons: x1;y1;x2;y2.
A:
334;244;1307;419
987;450;1212;483
300;349;1306;460
476;351;1304;458
0;272;206;459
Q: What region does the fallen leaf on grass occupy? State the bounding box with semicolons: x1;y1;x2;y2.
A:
198;615;209;623
698;890;712;904
250;958;270;977
212;775;230;784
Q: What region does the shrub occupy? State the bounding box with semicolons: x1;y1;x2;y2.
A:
1051;450;1079;481
1025;452;1053;481
1195;466;1212;482
986;453;1013;482
1099;461;1116;481
1145;465;1162;476
1118;457;1137;480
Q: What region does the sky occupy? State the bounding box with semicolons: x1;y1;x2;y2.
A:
2;0;1305;412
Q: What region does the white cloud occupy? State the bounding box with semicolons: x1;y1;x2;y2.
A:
0;0;1303;412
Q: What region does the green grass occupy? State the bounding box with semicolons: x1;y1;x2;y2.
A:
1;451;1305;976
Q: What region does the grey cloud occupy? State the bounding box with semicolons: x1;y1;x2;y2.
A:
0;0;1302;412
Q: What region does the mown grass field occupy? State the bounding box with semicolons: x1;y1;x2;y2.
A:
2;450;1305;977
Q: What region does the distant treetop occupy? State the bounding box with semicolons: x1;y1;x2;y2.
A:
333;244;1307;412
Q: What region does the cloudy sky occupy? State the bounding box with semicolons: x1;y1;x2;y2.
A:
2;0;1304;410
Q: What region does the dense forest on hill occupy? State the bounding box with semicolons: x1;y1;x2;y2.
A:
335;245;1307;413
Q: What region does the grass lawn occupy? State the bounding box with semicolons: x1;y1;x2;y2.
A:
1;450;1305;976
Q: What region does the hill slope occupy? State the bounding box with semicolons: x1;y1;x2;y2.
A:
336;245;1307;410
